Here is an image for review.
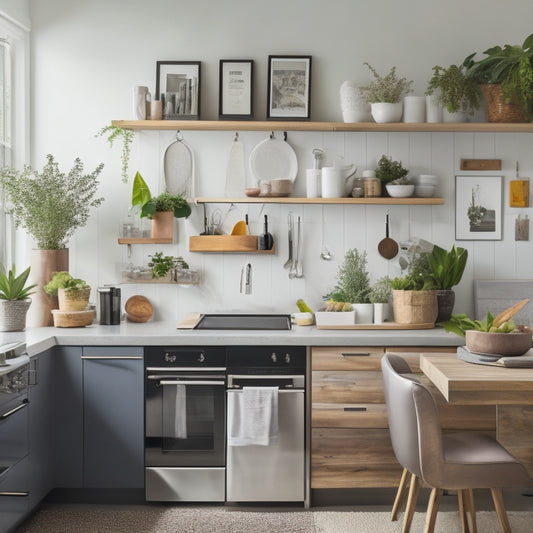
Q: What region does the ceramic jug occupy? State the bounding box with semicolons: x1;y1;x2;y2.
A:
321;164;356;198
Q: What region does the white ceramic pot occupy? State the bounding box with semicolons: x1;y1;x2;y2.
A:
403;96;426;123
353;303;374;324
340;81;371;122
371;102;403;123
321;164;356;198
442;108;466;123
373;302;389;324
385;184;415;198
426;93;443;123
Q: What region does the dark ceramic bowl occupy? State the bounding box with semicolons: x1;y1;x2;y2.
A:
465;330;532;356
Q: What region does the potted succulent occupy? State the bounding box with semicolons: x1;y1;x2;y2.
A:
44;271;91;312
363;62;413;123
0;154;104;327
374;155;410;196
463;33;533;122
368;276;392;324
425;64;480;122
428;244;468;322
0;264;37;331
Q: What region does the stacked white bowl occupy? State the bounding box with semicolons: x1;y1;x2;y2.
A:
413;174;438;197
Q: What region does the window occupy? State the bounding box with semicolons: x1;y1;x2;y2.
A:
0;38;11;265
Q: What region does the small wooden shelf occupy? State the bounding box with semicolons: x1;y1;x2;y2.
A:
193;196;445;205
112;119;533;134
118;237;173;245
189;235;275;254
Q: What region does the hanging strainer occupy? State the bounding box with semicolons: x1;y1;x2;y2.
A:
163;131;195;198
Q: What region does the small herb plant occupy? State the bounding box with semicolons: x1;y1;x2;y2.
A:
328;248;371;304
391;252;435;291
368;276;392;304
96;125;135;183
364;63;413;103
0;155;104;250
375;155;409;187
148;252;189;279
0;264;37;300
43;271;89;295
389;176;413;185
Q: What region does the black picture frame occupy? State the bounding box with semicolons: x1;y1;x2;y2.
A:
219;59;253;120
156;61;201;120
267;55;311;120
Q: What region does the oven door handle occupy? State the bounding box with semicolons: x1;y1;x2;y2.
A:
158;380;226;386
226;374;303;388
0;398;29;420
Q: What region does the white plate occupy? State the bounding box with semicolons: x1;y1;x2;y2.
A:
249;135;298;183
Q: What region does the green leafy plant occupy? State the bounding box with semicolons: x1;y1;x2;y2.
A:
368;276;392;304
363;63;413;103
148;252;189;279
389;176;413;185
131;172;191;219
328;248;371;303
427;244;468;290
43;271;89;295
391;252;435;291
440;312;515;337
96;125;135;183
0;154;104;250
375;155;409;187
425;64;480;114
0;264;37;300
463;34;533;120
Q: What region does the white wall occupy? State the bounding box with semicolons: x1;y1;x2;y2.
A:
27;0;533;321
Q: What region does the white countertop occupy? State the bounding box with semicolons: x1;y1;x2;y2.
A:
0;320;464;357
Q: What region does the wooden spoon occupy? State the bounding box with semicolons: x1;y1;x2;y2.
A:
378;214;399;259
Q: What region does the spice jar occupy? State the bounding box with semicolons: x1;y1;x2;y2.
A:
363;170;381;197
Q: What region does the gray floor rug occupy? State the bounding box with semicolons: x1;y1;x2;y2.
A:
16;504;533;533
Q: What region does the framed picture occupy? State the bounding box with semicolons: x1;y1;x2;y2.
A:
156;61;201;120
455;175;503;240
267;55;311;120
219;59;253;120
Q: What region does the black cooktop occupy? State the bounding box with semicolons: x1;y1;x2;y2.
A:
194;314;292;330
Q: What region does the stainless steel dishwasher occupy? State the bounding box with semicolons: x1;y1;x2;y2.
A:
225;346;306;503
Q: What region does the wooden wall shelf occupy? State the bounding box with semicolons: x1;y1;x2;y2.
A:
118;237;173;245
193;196;445;205
189;235;275;254
112;119;533;134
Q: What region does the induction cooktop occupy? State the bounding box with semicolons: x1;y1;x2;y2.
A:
194;314;292;330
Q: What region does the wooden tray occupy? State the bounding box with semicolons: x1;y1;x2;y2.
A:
315;322;434;330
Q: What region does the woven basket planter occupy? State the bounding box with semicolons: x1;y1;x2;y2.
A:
480;84;526;123
58;287;91;312
392;289;438;325
0;299;32;332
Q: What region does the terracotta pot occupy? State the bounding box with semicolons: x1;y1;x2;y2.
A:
480;84;526;123
150;211;174;239
58;287;91;312
28;248;69;327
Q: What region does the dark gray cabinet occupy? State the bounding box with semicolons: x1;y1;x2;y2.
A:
82;347;144;488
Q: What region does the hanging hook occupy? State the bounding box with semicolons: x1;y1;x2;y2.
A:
283;131;288;141
176;130;183;142
234;132;239;142
270;131;275;139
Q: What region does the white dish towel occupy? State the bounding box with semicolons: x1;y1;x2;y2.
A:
228;387;279;446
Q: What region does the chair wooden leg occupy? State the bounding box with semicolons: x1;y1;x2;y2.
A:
465;489;477;533
392;468;410;521
402;473;420;533
423;487;442;533
457;489;470;533
490;488;512;533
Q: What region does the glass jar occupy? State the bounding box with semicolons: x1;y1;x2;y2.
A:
363;170;381;197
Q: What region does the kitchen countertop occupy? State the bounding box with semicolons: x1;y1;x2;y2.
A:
0;320;464;357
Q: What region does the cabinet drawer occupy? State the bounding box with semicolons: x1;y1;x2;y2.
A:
312;403;388;428
312;347;384;371
312;371;384;403
311;428;401;488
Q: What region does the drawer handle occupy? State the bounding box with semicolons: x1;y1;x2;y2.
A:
341;352;371;357
0;492;29;497
344;407;367;412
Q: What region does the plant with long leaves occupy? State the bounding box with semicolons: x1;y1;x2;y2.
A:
0;264;37;300
427;244;468;290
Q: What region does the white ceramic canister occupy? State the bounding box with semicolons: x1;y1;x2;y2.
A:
321;165;356;198
133;86;148;120
306;168;322;198
426;93;443;123
403;96;426;123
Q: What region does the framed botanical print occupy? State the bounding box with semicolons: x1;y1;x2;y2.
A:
219;59;253;119
455;175;503;240
267;55;311;120
156;61;201;120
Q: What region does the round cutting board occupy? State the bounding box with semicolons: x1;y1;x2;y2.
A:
249;135;298;183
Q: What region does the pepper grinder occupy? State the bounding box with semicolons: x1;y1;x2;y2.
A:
258;214;273;250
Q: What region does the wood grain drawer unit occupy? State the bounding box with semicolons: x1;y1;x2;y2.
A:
312;402;388;428
312;370;385;404
312;346;384;371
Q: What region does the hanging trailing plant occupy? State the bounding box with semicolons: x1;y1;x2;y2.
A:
96;124;135;183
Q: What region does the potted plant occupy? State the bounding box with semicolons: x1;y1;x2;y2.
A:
428;244;468;322
328;248;373;323
0;154;104;327
148;252;189;280
0;264;37;331
463;33;533;122
44;271;91;312
425;64;480;122
96;124;135;183
385;176;415;198
368;276;392;324
363;62;413;123
375;155;410;196
131;171;191;239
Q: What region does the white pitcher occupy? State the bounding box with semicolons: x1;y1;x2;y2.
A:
321;164;356;198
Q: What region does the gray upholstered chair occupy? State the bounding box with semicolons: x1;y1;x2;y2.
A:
382;352;532;533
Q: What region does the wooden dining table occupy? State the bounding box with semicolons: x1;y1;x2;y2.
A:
420;352;533;478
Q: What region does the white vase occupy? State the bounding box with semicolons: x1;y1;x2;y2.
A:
373;303;389;324
403;96;426;123
442;108;466;123
371;102;403;123
426;93;443;123
340;81;371;122
353;303;374;324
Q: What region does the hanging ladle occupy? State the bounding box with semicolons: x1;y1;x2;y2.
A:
378;214;399;259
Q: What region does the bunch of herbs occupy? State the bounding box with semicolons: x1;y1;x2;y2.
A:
148;252;189;279
328;248;371;303
364;63;413;103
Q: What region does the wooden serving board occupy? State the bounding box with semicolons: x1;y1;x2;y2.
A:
176;312;203;329
316;322;434;330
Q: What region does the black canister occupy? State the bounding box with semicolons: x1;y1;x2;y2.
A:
258;214;273;250
98;286;121;325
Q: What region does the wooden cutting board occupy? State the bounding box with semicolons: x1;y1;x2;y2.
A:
176;312;203;329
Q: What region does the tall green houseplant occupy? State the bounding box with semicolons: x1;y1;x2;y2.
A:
329;248;371;304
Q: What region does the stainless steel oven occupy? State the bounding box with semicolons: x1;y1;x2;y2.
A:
144;346;226;502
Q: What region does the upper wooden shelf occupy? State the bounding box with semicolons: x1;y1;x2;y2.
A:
193;196;445;205
112;119;533;133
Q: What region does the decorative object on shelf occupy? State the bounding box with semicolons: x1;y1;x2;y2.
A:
339;80;371;122
363;62;413;123
44;271;91;312
306;148;323;198
150;100;162;120
515;214;530;241
377;215;399;259
455;175;502;240
321;163;356;198
425;63;480;122
0;264;37;332
510;162;529;207
362;169;381;198
374;155;409;195
0;154;104;327
267;55;312;120
96;124;135;183
132;85;149;120
463;33;533;122
147;252;188;279
156;60;201;120
368;276;392;325
163;131;195;198
425;90;443;123
385;177;415;198
125;295;154;323
402;95;426;123
225;132;246;197
219;59;253;120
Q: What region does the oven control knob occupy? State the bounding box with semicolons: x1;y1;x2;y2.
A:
198;353;205;363
285;353;291;364
271;352;277;363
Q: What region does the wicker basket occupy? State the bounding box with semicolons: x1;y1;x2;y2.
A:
57;287;91;312
0;299;31;332
480;84;526;123
392;289;438;325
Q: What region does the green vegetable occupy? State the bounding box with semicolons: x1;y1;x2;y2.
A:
296;299;313;314
439;311;517;336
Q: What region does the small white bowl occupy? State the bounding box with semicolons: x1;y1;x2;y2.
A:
415;185;436;198
386;184;415;198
